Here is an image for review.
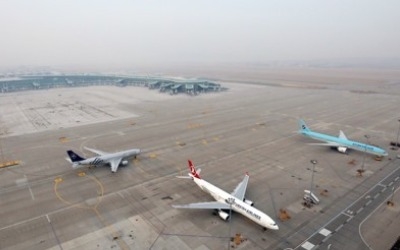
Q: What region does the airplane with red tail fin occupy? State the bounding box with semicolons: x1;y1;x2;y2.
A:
172;160;279;231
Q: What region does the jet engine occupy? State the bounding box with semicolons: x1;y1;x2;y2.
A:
218;210;230;221
337;146;347;154
121;160;128;165
243;198;254;206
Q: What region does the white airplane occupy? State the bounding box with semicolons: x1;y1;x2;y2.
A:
66;147;141;173
172;160;279;231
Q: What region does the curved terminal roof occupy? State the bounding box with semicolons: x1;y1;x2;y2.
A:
0;75;227;95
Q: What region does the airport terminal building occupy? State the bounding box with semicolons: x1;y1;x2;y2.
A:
0;75;226;96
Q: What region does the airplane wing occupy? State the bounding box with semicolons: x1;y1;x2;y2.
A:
109;158;122;172
172;201;231;210
84;147;109;156
230;174;249;200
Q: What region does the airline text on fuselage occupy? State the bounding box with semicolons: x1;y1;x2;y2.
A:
228;198;262;220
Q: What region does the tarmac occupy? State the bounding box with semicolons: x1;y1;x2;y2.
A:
0;71;400;250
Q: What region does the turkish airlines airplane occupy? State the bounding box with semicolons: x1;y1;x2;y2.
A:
172;160;279;230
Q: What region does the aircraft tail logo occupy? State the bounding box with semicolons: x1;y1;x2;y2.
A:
67;150;85;162
188;160;201;179
299;119;310;132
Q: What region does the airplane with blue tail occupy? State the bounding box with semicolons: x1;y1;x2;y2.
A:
298;119;388;157
66;146;141;173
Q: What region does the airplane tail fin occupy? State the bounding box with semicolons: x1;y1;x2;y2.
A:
299;119;311;132
67;150;85;162
188;160;201;179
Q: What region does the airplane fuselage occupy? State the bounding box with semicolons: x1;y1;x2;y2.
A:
301;130;388;157
193;177;278;230
76;149;140;166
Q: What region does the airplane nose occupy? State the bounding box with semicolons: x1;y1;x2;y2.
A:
270;223;279;230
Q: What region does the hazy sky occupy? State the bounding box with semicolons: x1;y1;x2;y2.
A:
1;0;399;69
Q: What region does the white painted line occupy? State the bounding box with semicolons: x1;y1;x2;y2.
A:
319;228;331;236
29;186;35;201
117;191;125;199
23;175;35;201
15;178;27;187
374;193;380;199
336;224;344;232
301;241;315;250
357;207;363;214
395;176;399;181
366;200;372;206
46;214;51;223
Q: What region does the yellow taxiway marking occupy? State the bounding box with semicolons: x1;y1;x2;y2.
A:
53;175;128;249
187;123;202;129
59;137;68;143
77;172;86;177
149;153;157;158
54;177;63;183
0;160;20;168
54;174;104;209
202;139;208;145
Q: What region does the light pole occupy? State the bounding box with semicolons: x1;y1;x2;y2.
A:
309;160;317;205
396;119;400;148
361;134;370;174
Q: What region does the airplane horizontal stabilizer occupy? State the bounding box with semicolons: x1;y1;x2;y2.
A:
72;163;80;169
65;157;72;163
176;176;192;179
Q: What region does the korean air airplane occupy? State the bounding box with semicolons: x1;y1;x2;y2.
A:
66;147;141;173
172;160;279;231
298;119;388;157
